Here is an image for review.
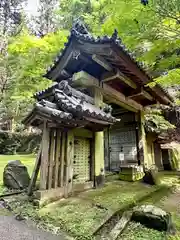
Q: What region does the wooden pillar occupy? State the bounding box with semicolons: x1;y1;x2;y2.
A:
64;130;74;197
94;88;105;187
54;129;61;188
137;111;149;169
40;121;50;190
48;129;56;189
154;142;163;170
59;132;65;187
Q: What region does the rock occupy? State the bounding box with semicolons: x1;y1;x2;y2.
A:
15;214;26;221
132;205;174;232
143;166;159;185
3;160;30;190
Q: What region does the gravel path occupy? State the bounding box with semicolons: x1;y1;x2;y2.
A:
0;215;66;240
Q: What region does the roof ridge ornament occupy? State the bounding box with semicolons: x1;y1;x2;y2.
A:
71;19;90;35
111;29;118;40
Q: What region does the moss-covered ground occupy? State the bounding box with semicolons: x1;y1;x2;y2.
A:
119;171;180;240
0;155;180;239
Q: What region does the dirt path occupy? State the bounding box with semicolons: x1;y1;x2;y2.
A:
0;215;66;240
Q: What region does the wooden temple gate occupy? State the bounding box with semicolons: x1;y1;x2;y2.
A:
38;125;95;200
25;81;115;203
25;20;174;203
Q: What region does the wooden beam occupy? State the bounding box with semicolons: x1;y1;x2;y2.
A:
35;187;65;204
141;90;154;101
72;71;143;112
72;71;100;88
28;146;42;196
102;84;142;112
51;47;73;81
40;121;50;190
94;88;105;187
64;131;74;197
101;69;137;89
54;129;61;188
92;54;113;71
72;129;93;138
128;90;153;101
59;132;65;187
72;182;93;193
64;132;68;198
48;129;56;189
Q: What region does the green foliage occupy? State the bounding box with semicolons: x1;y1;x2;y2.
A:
145;108;175;133
120;222;166;240
8;30;68;98
87;0;180;86
0;29;68;126
0;131;41;154
1;0;179;129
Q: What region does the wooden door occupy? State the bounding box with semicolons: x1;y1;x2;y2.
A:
73;137;91;183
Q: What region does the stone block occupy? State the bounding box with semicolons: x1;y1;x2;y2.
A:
132;205;174;232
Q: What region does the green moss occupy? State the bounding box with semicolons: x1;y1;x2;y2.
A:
119;222;166;240
170;149;180;170
119;172;145;182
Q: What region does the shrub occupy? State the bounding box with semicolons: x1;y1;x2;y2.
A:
0;131;41;155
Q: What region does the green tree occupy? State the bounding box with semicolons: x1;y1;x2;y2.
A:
33;0;59;36
99;0;180;85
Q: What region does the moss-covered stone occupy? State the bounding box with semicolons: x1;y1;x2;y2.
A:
132;205;175;232
119;166;144;182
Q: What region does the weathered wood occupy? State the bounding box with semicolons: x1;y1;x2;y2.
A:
138;111;148;167
128;90;153;101
72;181;93;194
73;128;93;138
72;71;143;112
94;88;105;187
102;83;142;112
51;50;73;81
72;71;99;88
92;54;113;71
40;121;50;190
48;129;56;189
64;132;69;198
35;187;64;204
28;146;42;196
108;211;132;240
90;134;95;183
59;132;65;187
54;129;61;188
66;131;74;196
102;69;137;89
86;117;112;125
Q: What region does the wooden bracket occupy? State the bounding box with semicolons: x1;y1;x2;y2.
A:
127;89;153;101
92;54;113;71
72;71;143;112
101;69;137;89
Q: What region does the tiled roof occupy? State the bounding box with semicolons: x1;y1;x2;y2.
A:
44;20;173;104
24;81;118;127
44;20;147;78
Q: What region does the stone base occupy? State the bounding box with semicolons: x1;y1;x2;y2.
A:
119;165;144;182
132;205;175;232
34;181;94;207
95;174;105;187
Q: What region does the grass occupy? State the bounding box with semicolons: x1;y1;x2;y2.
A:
120;172;180;240
38;181;160;238
120;222;166;240
0;154;35;194
0;154;180;240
